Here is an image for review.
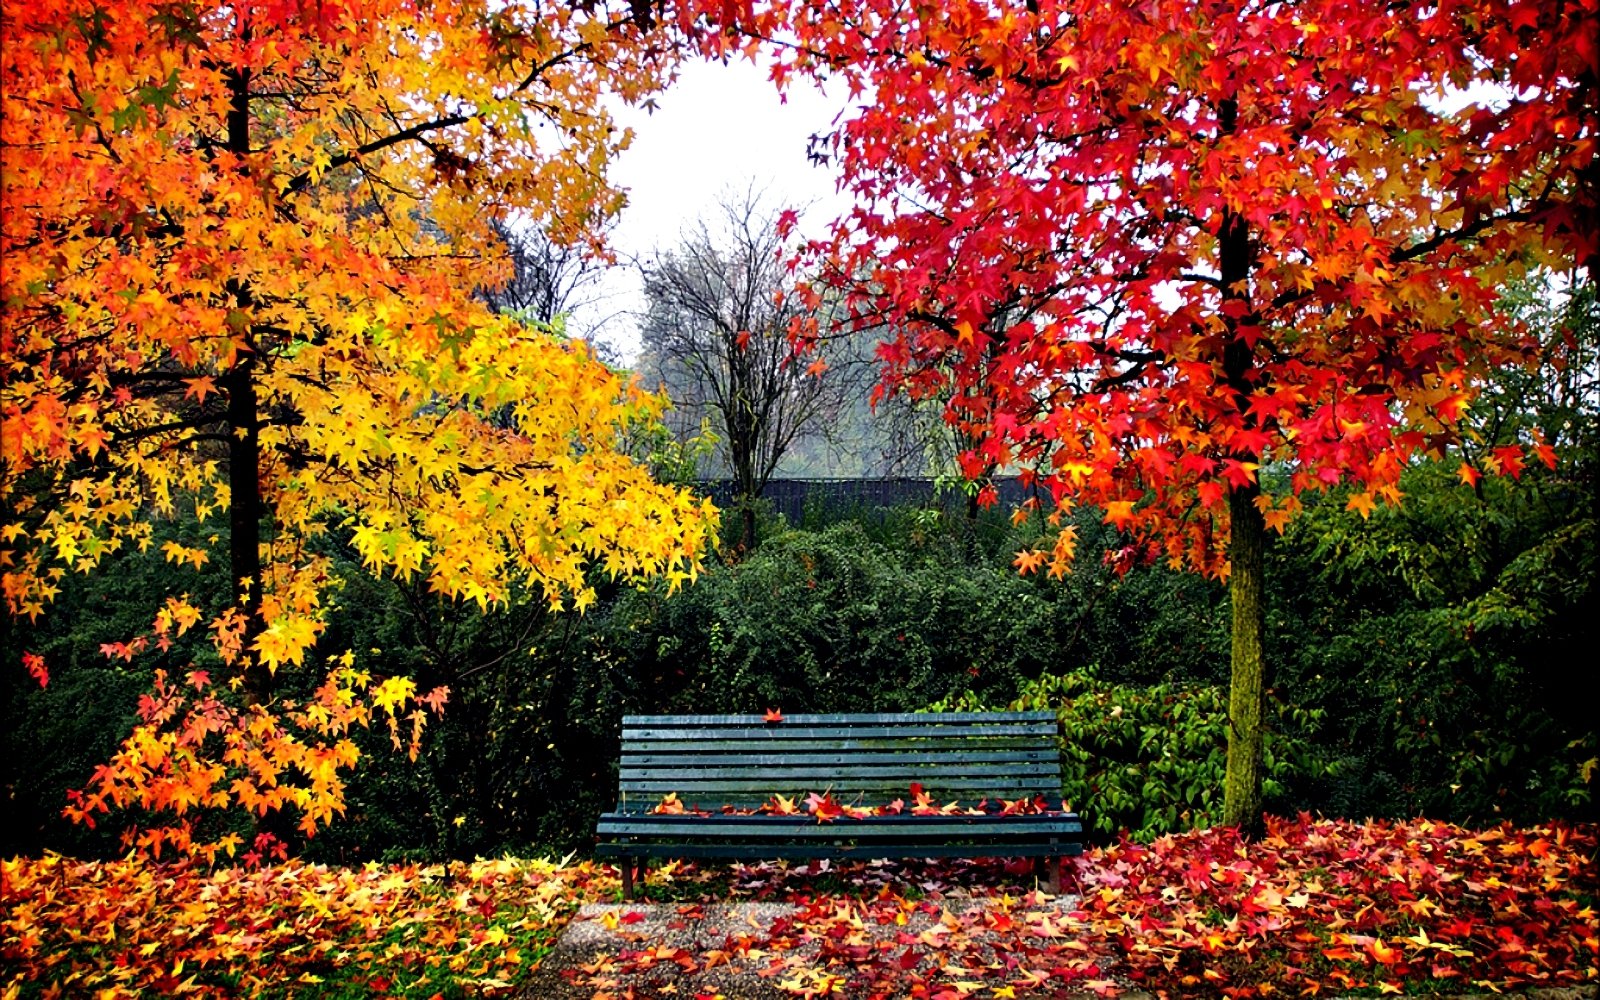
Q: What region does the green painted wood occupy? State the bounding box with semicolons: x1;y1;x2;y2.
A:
596;827;1084;844
622;737;1057;753
596;711;1083;871
595;843;1084;861
620;764;1059;781
624;725;1057;742
621;712;1057;726
622;750;1056;767
597;814;1082;836
620;781;1056;798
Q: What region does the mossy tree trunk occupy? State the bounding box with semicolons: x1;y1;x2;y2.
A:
1223;483;1267;837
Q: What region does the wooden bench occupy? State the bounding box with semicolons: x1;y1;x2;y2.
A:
595;711;1084;899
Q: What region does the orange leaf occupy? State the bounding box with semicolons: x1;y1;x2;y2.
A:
1368;939;1402;965
1012;548;1045;574
1103;500;1136;529
183;376;218;403
1345;492;1377;519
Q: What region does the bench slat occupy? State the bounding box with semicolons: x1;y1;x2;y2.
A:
596;843;1083;861
598;814;1081;837
623;737;1056;753
619;787;1057;800
620;776;1057;791
624;724;1056;741
622;712;1056;726
622;750;1056;767
621;763;1059;781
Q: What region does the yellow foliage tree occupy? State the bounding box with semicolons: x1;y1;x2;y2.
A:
1;0;716;854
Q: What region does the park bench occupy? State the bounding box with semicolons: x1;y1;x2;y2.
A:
595;711;1084;899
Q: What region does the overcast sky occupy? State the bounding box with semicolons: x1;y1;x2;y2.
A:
569;58;854;361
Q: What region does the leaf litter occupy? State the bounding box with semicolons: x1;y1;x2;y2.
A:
3;817;1595;999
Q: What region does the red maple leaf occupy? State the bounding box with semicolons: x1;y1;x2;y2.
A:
805;792;844;822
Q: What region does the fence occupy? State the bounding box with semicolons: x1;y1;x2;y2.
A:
694;477;1035;523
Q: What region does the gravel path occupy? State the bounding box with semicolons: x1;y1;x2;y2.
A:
518;895;1156;999
519;898;1600;1000
520;901;808;999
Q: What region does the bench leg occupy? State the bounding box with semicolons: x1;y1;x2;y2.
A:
620;856;634;901
1035;855;1064;895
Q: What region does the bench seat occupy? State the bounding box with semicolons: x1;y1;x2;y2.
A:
595;711;1084;898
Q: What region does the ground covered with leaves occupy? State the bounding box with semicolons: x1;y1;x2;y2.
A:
3;818;1596;999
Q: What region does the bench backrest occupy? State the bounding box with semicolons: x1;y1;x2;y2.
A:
615;711;1063;813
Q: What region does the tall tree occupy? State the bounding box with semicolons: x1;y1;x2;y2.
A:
1;0;716;855
638;188;862;549
731;0;1593;830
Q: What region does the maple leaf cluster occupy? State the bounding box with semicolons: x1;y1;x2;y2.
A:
693;0;1594;576
1079;817;1600;995
575;817;1598;999
3;817;1593;998
0;854;607;998
2;0;719;851
651;785;1067;822
60;656;450;859
2;0;716;622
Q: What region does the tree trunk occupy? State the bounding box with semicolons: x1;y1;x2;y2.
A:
739;502;756;553
1215;94;1268;837
225;47;294;851
225;356;263;655
225;60;265;677
1222;483;1267;836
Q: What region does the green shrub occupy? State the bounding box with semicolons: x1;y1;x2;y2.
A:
931;669;1333;842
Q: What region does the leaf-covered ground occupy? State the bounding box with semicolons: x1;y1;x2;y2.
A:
3;818;1596;999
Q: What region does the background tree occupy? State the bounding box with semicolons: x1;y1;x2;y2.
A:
1;0;716;856
637;188;865;549
740;0;1593;831
478;216;619;346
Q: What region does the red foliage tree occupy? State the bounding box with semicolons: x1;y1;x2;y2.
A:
713;0;1595;829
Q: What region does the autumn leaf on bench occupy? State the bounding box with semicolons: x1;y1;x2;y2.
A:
805;792;846;822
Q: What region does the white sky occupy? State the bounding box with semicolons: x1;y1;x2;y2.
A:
569;58;854;362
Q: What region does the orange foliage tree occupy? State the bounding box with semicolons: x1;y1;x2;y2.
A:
729;0;1595;829
1;0;717;857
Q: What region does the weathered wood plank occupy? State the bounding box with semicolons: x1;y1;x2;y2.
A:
595;844;1081;857
623;724;1056;741
617;777;1056;790
621;711;1057;726
621;750;1057;767
621;737;1057;753
598;816;1081;838
619;763;1059;781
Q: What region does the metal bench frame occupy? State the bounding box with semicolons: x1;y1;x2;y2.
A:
595;711;1084;899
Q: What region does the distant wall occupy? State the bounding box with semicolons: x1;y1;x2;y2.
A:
695;477;1036;522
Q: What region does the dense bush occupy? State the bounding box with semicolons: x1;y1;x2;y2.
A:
1268;461;1597;825
597;521;1070;714
4;443;1594;860
931;669;1331;841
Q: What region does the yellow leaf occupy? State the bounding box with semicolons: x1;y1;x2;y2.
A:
371;676;417;716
